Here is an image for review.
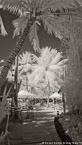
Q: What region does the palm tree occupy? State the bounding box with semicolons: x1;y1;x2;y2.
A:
28;72;48;98
18;51;37;90
30;47;67;107
0;0;74;91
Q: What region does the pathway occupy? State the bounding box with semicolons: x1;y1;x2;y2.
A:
7;106;62;145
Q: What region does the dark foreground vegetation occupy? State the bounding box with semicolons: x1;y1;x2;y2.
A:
54;113;82;145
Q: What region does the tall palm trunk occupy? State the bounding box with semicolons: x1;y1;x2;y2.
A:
14;56;18;107
62;92;66;114
26;77;28;91
0;19;34;91
53;81;55;105
47;80;50;108
26;72;28;91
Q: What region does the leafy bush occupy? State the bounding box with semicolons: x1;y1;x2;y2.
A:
65;42;82;114
65;81;82;114
0;85;11;144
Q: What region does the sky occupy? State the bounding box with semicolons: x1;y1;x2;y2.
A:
0;9;61;62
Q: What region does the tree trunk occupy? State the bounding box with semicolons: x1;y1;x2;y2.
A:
47;80;50;108
62;92;66;114
0;19;34;91
26;77;28;90
53;81;55;106
26;72;28;91
14;56;18;107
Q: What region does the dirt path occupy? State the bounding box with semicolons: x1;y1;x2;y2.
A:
7;107;62;145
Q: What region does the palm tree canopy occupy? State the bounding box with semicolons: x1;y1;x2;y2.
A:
30;47;67;86
1;0;75;51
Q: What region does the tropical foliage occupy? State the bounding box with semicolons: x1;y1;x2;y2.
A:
28;47;67;106
0;0;75;91
30;47;67;87
1;0;82;114
0;15;7;36
18;51;37;90
18;51;37;75
62;0;82;114
16;47;67;106
0;84;11;144
65;39;82;114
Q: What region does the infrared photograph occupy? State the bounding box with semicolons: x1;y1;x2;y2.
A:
0;0;82;145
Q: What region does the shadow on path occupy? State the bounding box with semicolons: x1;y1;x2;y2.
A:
7;107;62;145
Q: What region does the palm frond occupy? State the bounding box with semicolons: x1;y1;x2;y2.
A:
30;47;66;91
1;0;76;43
1;0;23;14
13;15;30;37
49;65;64;73
37;0;74;13
19;51;31;64
1;0;75;14
29;22;40;52
0;15;7;36
46;70;54;81
1;0;31;17
72;0;82;19
1;0;30;15
34;0;46;12
50;52;62;65
38;47;52;66
18;51;37;66
74;0;82;9
1;0;22;7
31;66;43;76
40;14;56;35
40;14;65;39
57;58;68;66
18;51;37;78
21;0;32;11
32;71;45;85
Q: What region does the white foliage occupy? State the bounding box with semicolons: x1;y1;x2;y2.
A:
18;51;37;74
0;15;7;36
29;47;67;91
